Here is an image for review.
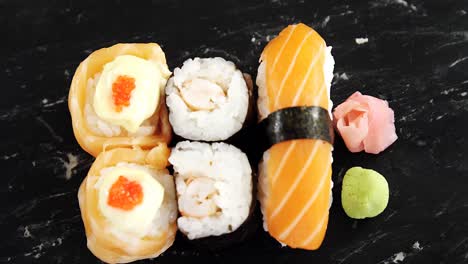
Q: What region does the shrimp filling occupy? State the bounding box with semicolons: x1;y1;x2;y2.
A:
178;177;220;218
179;78;227;111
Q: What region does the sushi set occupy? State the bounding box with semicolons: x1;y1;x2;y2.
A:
68;23;397;263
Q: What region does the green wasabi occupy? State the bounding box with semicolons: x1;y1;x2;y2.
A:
341;167;389;219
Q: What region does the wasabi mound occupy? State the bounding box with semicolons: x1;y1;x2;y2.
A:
341;167;389;219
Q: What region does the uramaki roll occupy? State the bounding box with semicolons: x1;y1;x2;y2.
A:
78;144;177;263
69;43;172;157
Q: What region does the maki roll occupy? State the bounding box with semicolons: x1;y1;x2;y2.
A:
169;141;255;246
256;23;335;249
165;57;251;141
78;144;177;263
69;43;172;157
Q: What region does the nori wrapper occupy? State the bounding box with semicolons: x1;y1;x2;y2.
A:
252;106;334;161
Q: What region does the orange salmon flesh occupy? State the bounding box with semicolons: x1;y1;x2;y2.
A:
258;23;333;250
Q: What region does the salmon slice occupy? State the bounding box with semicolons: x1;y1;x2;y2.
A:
78;144;176;263
68;43;172;157
257;23;334;249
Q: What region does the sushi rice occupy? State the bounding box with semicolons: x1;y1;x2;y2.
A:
165;57;249;141
169;141;252;240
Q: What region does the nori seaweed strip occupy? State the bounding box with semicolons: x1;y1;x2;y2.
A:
257;106;334;154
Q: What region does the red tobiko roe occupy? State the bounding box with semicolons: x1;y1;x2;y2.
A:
333;91;398;154
112;75;136;112
107;176;143;211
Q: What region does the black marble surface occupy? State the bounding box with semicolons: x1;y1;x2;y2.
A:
1;1;468;263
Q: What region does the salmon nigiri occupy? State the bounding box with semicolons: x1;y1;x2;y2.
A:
256;23;335;249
